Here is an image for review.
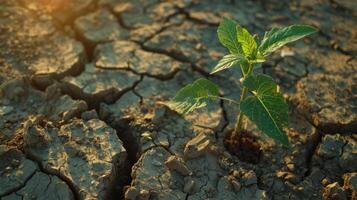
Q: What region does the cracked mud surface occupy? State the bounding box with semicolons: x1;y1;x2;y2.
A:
0;0;356;199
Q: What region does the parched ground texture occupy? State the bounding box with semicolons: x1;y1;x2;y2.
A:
0;0;356;200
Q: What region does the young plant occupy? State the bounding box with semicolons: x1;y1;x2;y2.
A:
168;18;316;145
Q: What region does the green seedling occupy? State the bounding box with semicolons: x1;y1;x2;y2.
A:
168;18;316;145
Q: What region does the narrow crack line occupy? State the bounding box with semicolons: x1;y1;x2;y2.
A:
288;100;320;130
303;129;323;178
287;107;327;180
92;42;184;81
109;82;141;106
135;20;183;44
346;55;356;64
44;173;53;193
23;154;80;200
176;7;219;27
185;14;219;27
57;1;100;27
0;169;38;198
164;9;183;23
151;140;175;155
94;65;138;75
328;0;354;14
126;40;210;80
133;10;186;44
24;19;88;92
134;39;214;78
279;68;303;79
98;114;140;199
137;141;174;157
137;43;190;63
59;70;142;110
128;74;144;104
216;98;229;136
318;31;354;57
293;89;357;135
185;193;189;200
318;121;357;136
126;67;180;81
191;63;212;77
131;75;145;105
144;68;180;81
136;42;214;78
110;10;135;31
339;141;348;158
71;25;95;63
133;90;144;105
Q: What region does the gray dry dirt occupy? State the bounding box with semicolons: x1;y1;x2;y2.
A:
0;0;356;200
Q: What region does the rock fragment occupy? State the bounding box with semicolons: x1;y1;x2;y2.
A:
0;7;85;87
40;91;88;122
130;147;186;200
124;186;139;200
165;155;192;176
2;172;75;200
143;20;224;72
127;110;270;199
23;117;128;200
139;189;150;200
110;0;178;29
0;145;74;199
0;80;87;143
184;132;218;159
317;134;345;159
99;91;141;125
21;0;94;23
323;182;347;200
63;63;140;105
343;173;357;199
216;174;266;200
0;146;37;196
242;170;258;186
95;41;187;78
339;139;357;171
74;8;128;45
314;134;357;174
81;109;99;121
294;73;357;133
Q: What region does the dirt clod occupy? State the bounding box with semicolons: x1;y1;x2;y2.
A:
165;155;192;176
323;182;347;200
224;130;261;164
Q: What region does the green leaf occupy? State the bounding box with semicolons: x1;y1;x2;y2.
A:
263;27;280;39
168;78;219;115
236;26;257;59
240;74;289;145
243;74;277;94
253;51;265;63
239;59;265;77
240;61;250;76
217;17;243;54
211;54;246;74
259;25;317;56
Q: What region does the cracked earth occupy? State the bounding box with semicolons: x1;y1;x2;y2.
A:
0;0;356;200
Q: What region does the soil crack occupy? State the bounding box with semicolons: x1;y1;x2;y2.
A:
24;155;80;200
0;169;37;198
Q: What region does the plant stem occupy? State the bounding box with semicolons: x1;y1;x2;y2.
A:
234;87;248;134
233;63;254;137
